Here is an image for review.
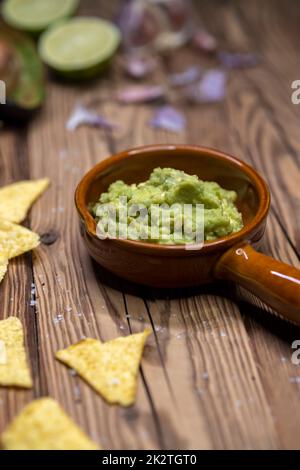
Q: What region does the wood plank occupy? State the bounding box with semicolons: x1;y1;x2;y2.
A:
217;0;300;250
105;46;279;447
26;80;168;449
193;0;300;449
233;0;300;255
0;128;38;430
1;0;300;450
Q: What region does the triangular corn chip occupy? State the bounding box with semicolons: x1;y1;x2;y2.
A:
0;340;6;364
0;317;32;388
0;178;50;224
0;219;39;260
1;398;100;450
56;329;151;407
0;256;8;283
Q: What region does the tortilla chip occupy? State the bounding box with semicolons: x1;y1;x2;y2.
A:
0;256;8;283
1;398;100;450
56;329;151;407
0;178;50;224
0;219;39;260
0;340;7;365
0;317;32;388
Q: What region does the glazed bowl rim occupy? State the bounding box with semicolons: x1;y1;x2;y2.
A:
75;144;270;255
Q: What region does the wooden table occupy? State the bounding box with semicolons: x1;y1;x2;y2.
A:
1;0;300;450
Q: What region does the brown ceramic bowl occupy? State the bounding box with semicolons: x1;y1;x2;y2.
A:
75;145;300;325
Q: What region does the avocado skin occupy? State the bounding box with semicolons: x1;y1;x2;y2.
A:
0;100;40;122
0;24;45;122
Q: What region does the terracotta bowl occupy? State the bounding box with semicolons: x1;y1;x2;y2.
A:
75;145;300;325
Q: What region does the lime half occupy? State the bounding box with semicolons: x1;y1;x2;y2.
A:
2;0;79;33
39;17;120;79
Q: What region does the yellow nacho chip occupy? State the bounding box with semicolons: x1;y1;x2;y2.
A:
1;398;100;450
0;219;39;260
0;317;32;388
0;178;50;224
56;329;151;407
0;340;7;365
0;256;8;283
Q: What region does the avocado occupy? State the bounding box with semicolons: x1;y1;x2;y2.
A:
0;24;45;122
91;167;244;245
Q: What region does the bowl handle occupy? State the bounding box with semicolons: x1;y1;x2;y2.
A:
215;243;300;324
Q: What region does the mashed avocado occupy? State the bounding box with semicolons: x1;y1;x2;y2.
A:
91;168;244;244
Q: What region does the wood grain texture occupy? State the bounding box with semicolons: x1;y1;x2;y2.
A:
1;0;300;450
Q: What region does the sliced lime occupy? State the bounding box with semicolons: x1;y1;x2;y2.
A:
38;17;120;79
2;0;79;33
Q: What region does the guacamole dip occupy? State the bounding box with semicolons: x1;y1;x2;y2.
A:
90;168;244;244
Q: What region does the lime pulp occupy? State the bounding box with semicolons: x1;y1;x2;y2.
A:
2;0;79;33
38;17;120;77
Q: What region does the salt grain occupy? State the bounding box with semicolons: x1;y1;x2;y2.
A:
111;378;120;385
196;387;204;396
30;282;37;308
176;332;185;339
73;385;81;401
51;207;65;214
59;149;68;160
53;314;64;325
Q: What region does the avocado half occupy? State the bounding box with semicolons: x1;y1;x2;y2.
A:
0;24;45;122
